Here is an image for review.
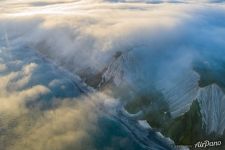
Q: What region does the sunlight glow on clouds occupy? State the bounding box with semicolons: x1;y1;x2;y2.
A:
1;0;224;90
1;0;225;107
0;46;114;150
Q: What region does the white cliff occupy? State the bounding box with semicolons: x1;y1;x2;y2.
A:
98;50;141;88
197;84;225;135
155;71;200;118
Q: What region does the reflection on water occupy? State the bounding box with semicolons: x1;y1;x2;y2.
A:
0;44;144;150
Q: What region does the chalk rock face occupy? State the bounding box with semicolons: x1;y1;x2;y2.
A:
99;50;140;88
99;53;126;87
197;84;225;135
100;50;201;119
92;46;225;136
156;71;200;118
100;51;225;136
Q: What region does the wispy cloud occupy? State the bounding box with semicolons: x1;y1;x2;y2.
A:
0;46;117;150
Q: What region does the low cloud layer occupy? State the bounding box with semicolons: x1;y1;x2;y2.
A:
2;1;225;77
0;37;142;150
0;43;124;150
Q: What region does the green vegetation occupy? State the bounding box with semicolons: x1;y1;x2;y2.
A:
162;100;203;146
193;59;225;90
124;57;225;148
126;93;225;149
125;90;204;145
125;90;166;114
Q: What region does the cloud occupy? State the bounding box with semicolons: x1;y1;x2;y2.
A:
0;1;203;73
6;96;100;150
1;0;224;74
0;61;49;113
0;45;118;150
0;64;7;72
1;0;225;107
